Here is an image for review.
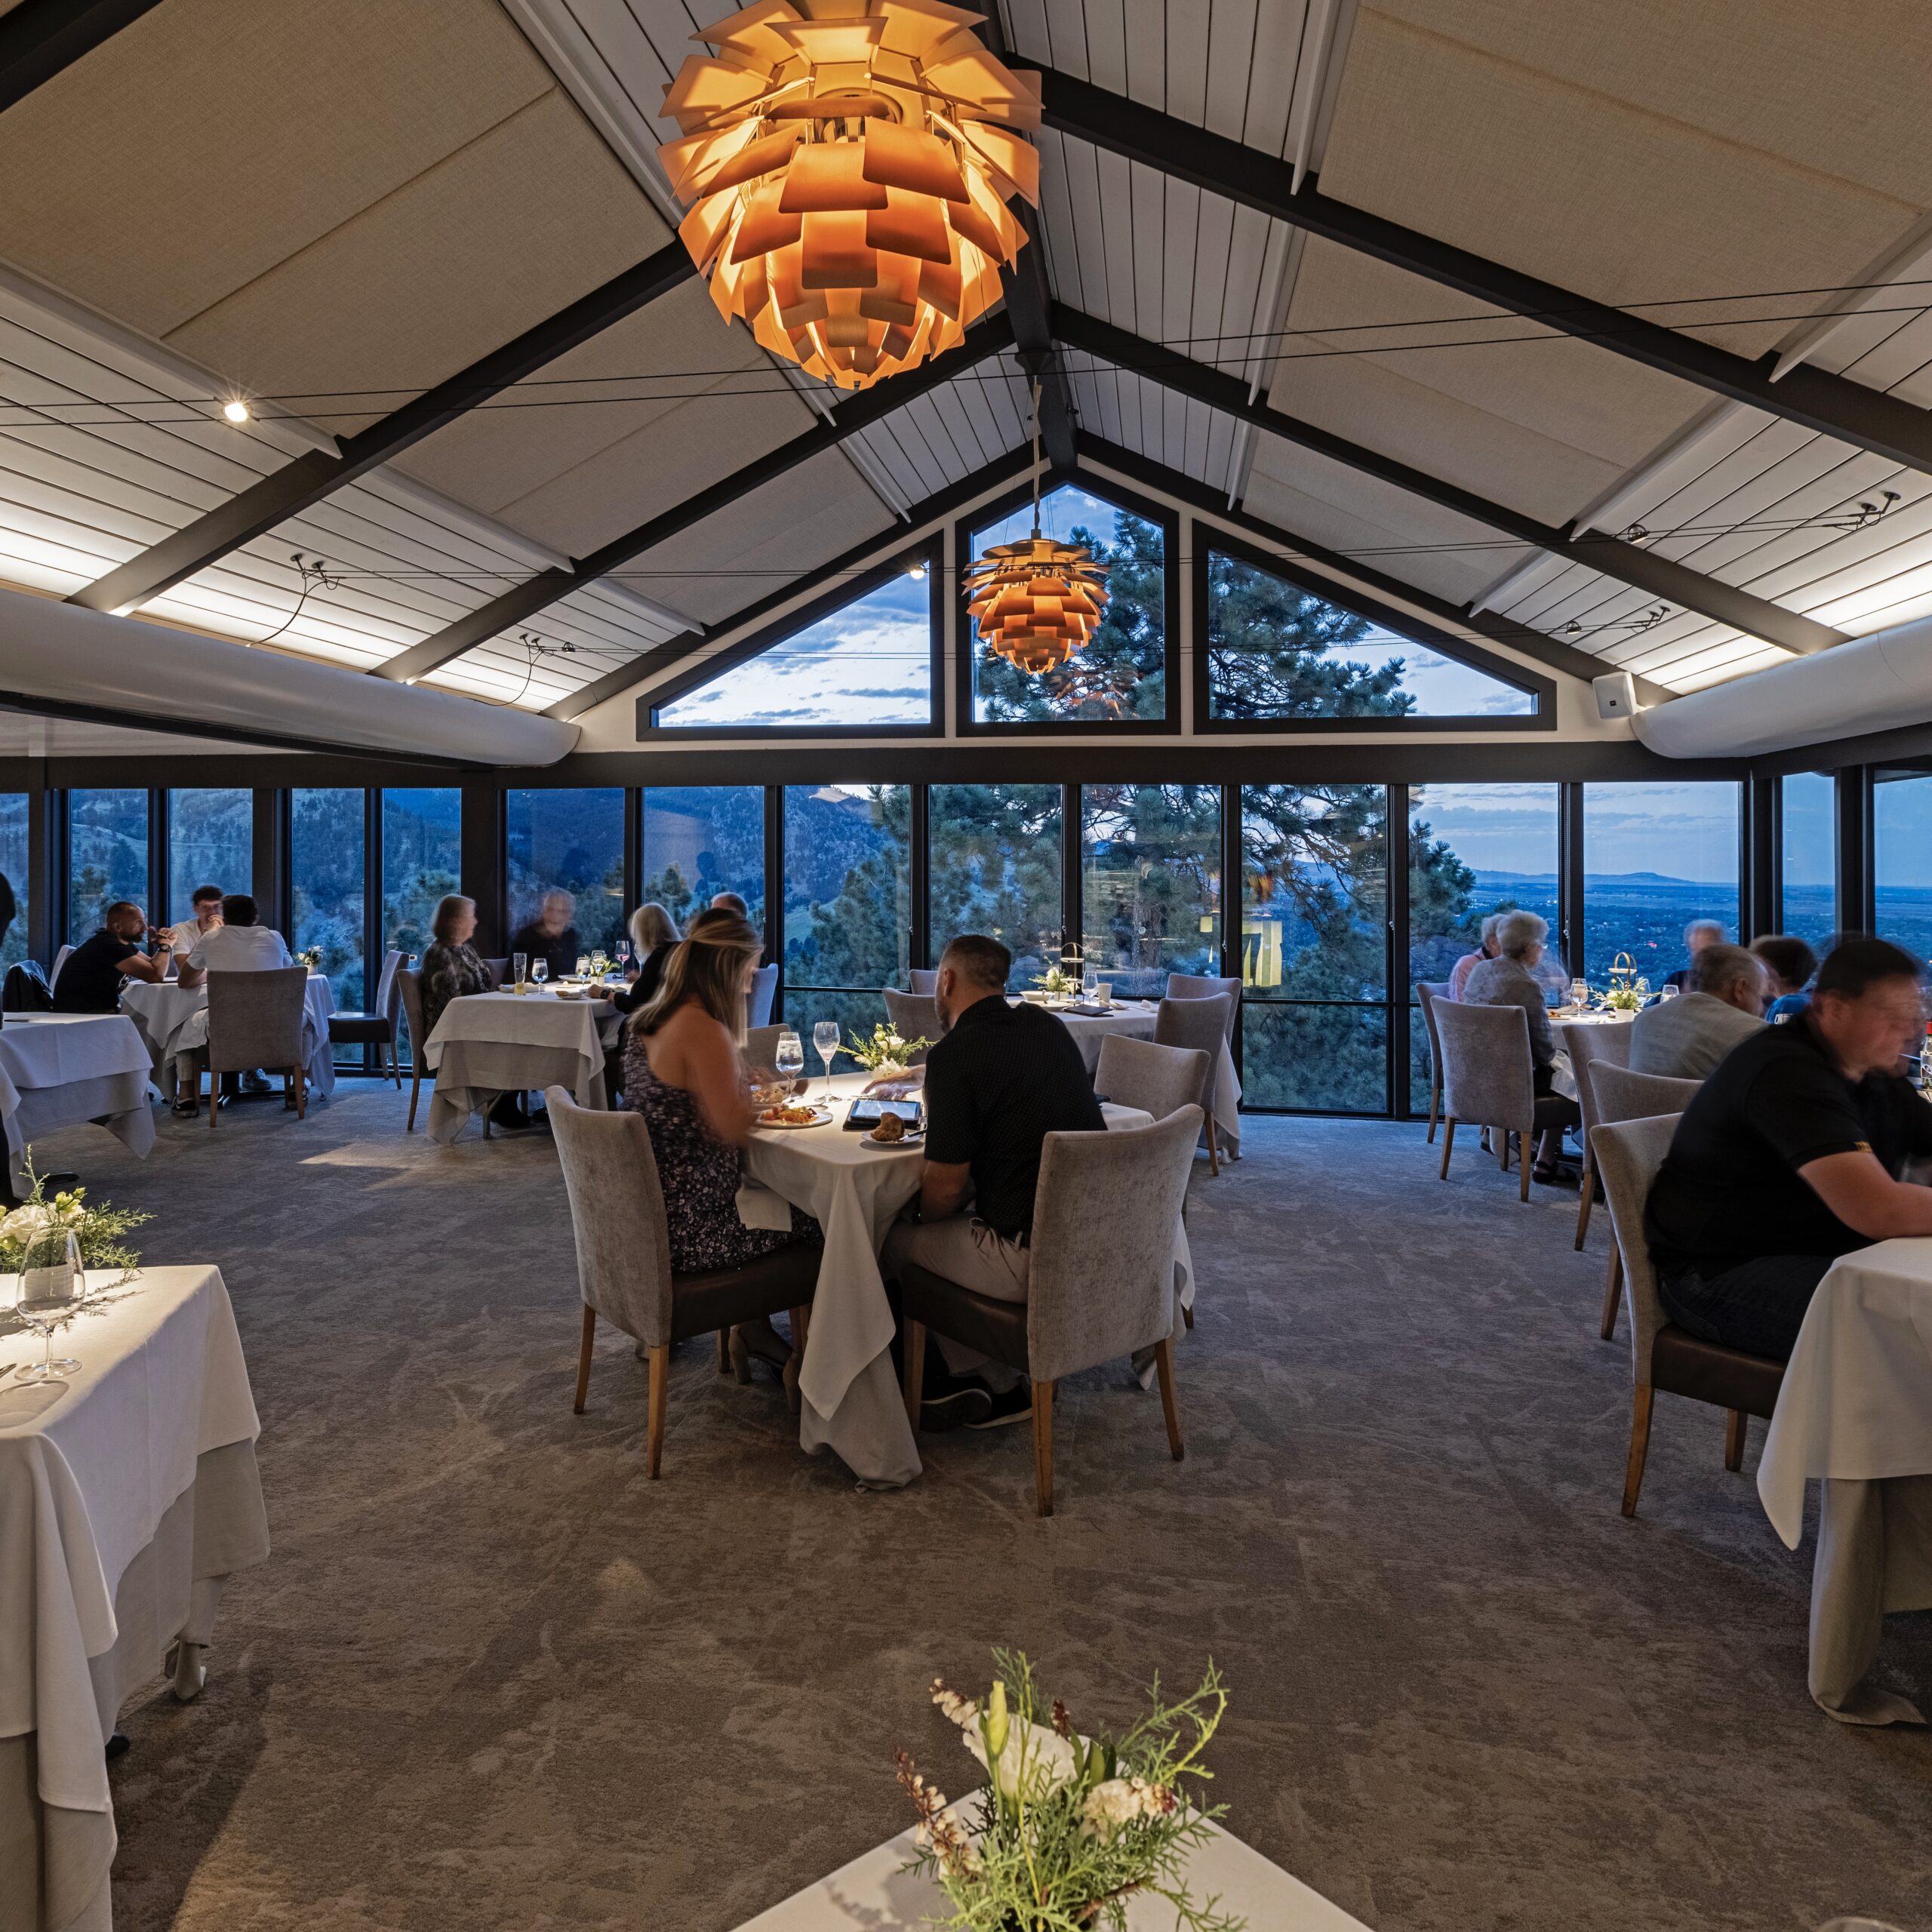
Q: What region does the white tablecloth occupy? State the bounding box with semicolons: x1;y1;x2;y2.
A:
0;1016;156;1190
423;990;607;1144
118;974;337;1099
1758;1237;1932;1724
734;1816;1367;1930
743;1073;1194;1487
1546;1011;1633;1103
0;1266;267;1930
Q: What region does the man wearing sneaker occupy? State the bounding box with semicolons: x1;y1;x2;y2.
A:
882;933;1103;1432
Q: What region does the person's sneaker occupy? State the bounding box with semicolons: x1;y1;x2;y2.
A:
964;1382;1033;1429
921;1379;994;1432
240;1071;272;1094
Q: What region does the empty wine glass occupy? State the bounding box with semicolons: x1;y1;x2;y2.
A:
775;1030;804;1089
1569;977;1589;1012
14;1233;82;1383
812;1019;841;1098
1082;969;1100;1004
532;959;548;989
512;951;528;989
575;953;590;980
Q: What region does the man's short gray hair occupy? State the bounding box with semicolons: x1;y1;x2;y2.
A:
1494;910;1548;960
1690;943;1763;999
1478;912;1503;946
1684;918;1725;947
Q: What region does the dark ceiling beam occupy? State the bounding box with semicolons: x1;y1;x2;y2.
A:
377;313;1017;686
0;0;161;114
69;240;698;617
1077;434;1672;703
1036;66;1932;479
546;443;1035;721
1055;304;1847;656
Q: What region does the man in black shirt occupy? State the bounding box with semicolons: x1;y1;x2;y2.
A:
883;933;1104;1429
509;891;581;981
1645;937;1932;1358
54;901;169;1013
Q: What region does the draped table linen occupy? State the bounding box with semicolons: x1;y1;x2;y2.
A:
1757;1237;1932;1724
1547;1010;1632;1103
0;1016;156;1190
118;974;337;1099
733;1817;1368;1930
0;1265;267;1931
741;1072;1194;1487
423;990;608;1144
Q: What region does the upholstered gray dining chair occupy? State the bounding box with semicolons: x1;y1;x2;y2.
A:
1153;993;1232;1174
1567;1020;1634;1251
897;1104;1200;1515
1432;998;1570;1201
1592;1114;1786;1517
484;956;510;988
1094;1033;1208;1124
909;968;939;994
1587;1063;1703;1337
397;968;429;1132
743;1023;789;1069
746;962;779;1029
328;947;405;1087
1165;974;1240;1048
881;988;941;1063
547;1087;819;1478
191;966;310;1128
1413;980;1452;1143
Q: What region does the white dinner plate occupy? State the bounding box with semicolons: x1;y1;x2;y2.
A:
755;1104;834;1131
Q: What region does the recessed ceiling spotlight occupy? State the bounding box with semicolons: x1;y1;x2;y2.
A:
221;398;251;424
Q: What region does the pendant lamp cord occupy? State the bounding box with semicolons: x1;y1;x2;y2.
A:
1029;378;1043;539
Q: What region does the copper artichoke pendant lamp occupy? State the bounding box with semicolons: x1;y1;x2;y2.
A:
660;0;1043;389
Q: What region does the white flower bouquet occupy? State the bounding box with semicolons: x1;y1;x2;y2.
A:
1604;976;1649;1013
845;1023;930;1074
896;1651;1241;1931
297;945;325;971
1031;965;1080;999
0;1158;149;1278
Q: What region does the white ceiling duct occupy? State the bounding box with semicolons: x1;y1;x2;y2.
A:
0;589;577;767
1635;613;1932;761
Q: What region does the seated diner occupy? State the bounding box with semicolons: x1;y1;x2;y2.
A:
1627;941;1767;1079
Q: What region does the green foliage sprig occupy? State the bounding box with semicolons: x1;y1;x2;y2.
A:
0;1155;150;1278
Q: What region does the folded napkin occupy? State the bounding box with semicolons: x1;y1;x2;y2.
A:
735;1177;794;1232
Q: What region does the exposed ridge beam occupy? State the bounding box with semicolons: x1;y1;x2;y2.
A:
1078;434;1672;704
1054;304;1847;656
1035;66;1932;479
0;0;159;114
376;314;1017;686
69;240;697;616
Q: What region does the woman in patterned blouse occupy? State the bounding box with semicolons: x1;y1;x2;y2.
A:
418;894;493;1038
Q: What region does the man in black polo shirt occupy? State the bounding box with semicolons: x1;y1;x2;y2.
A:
883;932;1103;1429
53;900;169;1013
1645;937;1932;1359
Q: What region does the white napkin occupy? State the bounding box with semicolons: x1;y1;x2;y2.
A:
735;1177;793;1231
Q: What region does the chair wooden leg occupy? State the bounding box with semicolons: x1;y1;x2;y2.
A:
1499;1128;1510;1171
1620;1383;1654;1518
207;1067;217;1130
1427;1078;1441;1144
294;1063;307;1120
407;1066;421;1133
1724;1408;1747;1472
646;1343;669;1478
389;1038;401;1089
1153;1337;1183;1462
789;1303;810;1358
1204;1114;1220;1178
1031;1379;1055;1517
1438;1117;1456;1180
715;1327;731;1374
903;1319;926;1429
1599;1248;1623;1342
1519;1141;1532;1202
1574;1161;1595;1248
573;1305;595;1414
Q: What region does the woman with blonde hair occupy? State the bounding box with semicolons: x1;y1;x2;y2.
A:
611;901;680;1017
622;913;817;1279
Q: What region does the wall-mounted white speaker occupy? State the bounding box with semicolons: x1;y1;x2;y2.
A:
1593;671;1638;721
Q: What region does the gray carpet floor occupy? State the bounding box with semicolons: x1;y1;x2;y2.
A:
29;1082;1929;1930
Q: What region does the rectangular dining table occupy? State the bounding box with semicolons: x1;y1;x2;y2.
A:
0;1014;156;1192
118;971;337;1100
422;989;611;1143
741;1072;1194;1487
0;1264;269;1931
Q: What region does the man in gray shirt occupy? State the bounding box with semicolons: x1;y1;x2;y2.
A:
1629;943;1767;1080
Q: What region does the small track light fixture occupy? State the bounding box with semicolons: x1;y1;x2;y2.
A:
221;398;251;424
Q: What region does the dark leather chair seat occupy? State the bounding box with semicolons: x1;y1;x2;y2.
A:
327;1011;392;1044
1651;1324;1785;1419
897;1261;1029;1370
669;1241;820;1343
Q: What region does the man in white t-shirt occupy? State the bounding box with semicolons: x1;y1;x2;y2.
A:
157;883;224;961
174;894;294;1110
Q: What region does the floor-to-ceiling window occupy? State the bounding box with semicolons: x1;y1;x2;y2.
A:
641;787;765;937
1780;771;1836;946
1240;783;1387;1111
1078;785;1219;996
783;783;909;1051
291;788;366;1011
67;788;148;942
382;789;460;1064
1583;782;1741;986
929;783;1063;990
166;789;252;921
1407;784;1561;1109
506;789;625;957
1874;768;1932;958
0;795;26;971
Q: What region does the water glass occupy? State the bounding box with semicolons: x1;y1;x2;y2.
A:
774;1031;804;1087
813;1019;841;1097
1660;983;1680;1001
1081;970;1100;1003
1569;978;1589;1012
512;951;528;989
532;959;548;989
575;954;590;980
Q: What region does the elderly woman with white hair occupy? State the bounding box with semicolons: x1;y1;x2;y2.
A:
1462;909;1583;1180
1448;911;1505;1001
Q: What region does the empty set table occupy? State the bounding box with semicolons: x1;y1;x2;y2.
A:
0;1013;155;1190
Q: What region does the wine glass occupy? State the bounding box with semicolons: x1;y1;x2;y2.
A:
14;1235;82;1383
813;1019;841;1098
1569;977;1589;1013
575;953;590;981
1082;969;1100;1004
1660;983;1680;1002
615;940;630;975
775;1030;804;1091
512;951;528;989
532;959;548;990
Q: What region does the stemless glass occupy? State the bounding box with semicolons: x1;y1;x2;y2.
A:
775;1031;804;1088
512;951;528;989
532;959;549;989
1660;983;1680;1002
813;1019;841;1097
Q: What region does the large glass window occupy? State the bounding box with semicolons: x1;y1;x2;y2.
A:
1583;783;1740;984
1874;770;1932;959
381;789;461;964
930;784;1063;991
1407;785;1561;1109
783;783;910;1048
1780;771;1836;946
506;789;625;956
968;485;1168;724
1205;548;1534;719
641;787;765;934
291;788;365;1010
68;789;148;941
655;571;934;729
1078;786;1219;997
1240;784;1388;1112
166;789;251;921
0;795;26;972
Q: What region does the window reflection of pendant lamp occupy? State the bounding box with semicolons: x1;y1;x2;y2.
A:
660;0;1041;390
963;380;1109;675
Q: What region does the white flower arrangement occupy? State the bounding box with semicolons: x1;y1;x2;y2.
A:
897;1651;1241;1931
1604;976;1650;1013
1031;964;1081;998
845;1023;930;1072
0;1158;149;1278
297;945;325;971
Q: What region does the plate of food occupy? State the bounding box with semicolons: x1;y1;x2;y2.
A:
757;1100;832;1130
864;1112;924;1149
